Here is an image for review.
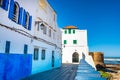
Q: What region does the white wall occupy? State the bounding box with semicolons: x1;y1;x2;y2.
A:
0;0;62;74
62;29;88;46
62;28;95;68
62;29;88;63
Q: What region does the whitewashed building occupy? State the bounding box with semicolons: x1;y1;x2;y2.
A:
0;0;62;79
62;26;95;67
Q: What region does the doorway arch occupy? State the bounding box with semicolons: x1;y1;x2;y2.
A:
72;52;79;63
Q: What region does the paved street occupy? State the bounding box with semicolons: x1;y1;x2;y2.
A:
23;64;78;80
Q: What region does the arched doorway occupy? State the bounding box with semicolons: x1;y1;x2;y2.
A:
72;52;79;63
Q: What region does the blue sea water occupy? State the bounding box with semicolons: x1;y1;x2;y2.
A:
104;57;120;64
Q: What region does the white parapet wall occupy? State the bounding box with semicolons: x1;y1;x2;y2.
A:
85;55;96;70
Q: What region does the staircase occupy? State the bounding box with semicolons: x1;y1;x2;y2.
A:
75;59;106;80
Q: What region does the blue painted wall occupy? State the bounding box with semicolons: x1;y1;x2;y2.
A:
0;53;32;80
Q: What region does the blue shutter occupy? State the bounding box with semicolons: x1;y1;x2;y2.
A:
28;16;32;30
22;10;26;27
5;41;10;53
2;0;9;10
18;7;23;25
8;0;14;19
24;44;28;54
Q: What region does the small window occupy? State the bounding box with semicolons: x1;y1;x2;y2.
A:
64;30;67;34
25;12;29;28
53;32;55;39
37;24;40;31
73;30;75;34
13;2;19;23
0;0;2;6
24;44;28;54
35;22;40;31
34;48;39;60
68;29;71;34
41;49;45;60
64;40;67;44
73;40;77;44
5;41;10;53
49;29;51;37
43;26;47;34
22;10;32;30
52;51;54;67
53;13;55;21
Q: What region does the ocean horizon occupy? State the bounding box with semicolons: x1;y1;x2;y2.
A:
104;57;120;64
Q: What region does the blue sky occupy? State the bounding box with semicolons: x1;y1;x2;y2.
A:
48;0;120;57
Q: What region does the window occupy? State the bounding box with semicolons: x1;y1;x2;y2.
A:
34;48;39;60
22;10;32;30
53;32;55;39
8;0;32;30
41;49;45;60
0;0;9;10
64;40;67;44
5;41;10;53
49;29;51;37
73;30;75;34
73;40;77;44
53;13;56;21
13;2;19;22
25;12;29;28
8;1;20;23
37;23;40;31
0;0;2;6
64;30;67;34
43;26;47;34
68;29;71;34
24;44;28;54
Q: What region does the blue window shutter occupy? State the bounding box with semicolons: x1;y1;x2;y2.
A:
5;41;10;53
22;10;26;27
28;16;32;30
8;0;14;19
18;7;23;25
2;0;9;10
24;44;28;54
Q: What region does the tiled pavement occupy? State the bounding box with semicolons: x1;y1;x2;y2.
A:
22;64;78;80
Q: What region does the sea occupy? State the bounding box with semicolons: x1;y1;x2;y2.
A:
104;57;120;64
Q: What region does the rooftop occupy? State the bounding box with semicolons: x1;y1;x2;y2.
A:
63;26;78;29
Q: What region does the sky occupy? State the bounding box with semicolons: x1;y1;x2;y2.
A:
48;0;120;57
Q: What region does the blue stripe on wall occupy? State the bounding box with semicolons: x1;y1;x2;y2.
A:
0;53;32;80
